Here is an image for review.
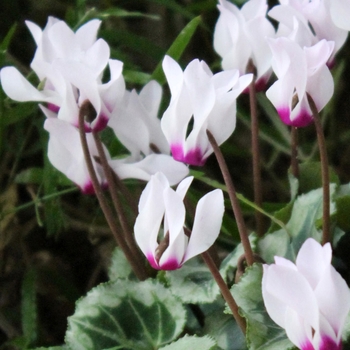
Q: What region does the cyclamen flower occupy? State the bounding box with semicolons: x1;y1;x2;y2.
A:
269;0;349;62
266;38;334;127
214;0;275;90
0;18;124;132
134;172;224;270
262;238;350;350
26;17;109;79
161;55;252;166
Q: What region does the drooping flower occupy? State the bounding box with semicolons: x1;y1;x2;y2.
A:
262;238;350;350
161;55;252;166
265;38;334;127
214;0;275;90
134;172;224;270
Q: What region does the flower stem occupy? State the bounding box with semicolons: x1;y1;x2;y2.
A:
92;132;146;269
206;129;255;266
307;94;331;245
291;126;299;178
78;104;147;280
247;61;263;237
201;251;246;334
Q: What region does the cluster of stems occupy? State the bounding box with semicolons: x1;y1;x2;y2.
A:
78;101;148;281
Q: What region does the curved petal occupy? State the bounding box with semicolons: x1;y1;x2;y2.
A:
184;189;224;262
175;176;193;200
0;67;58;104
162;55;184;98
109;154;189;186
134;174;166;266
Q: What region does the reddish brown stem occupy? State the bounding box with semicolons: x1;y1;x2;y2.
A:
307;94;330;245
201;251;246;334
78;106;147;280
206;129;254;266
247;61;264;237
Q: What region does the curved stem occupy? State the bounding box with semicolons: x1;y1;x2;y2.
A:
307;94;330;245
206;129;255;266
201;251;246;334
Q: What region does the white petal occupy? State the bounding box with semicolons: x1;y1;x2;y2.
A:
75;19;102;50
262;264;319;330
134;174;166;261
159;187;187;267
43;118;101;191
184;189;224;262
0;67;57;103
109;154;189;186
162;55;184;98
331;0;350;30
296;238;331;289
314;264;350;341
175;176;194;200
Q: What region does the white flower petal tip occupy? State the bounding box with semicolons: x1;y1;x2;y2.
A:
161;55;250;166
134;173;225;271
262;238;350;350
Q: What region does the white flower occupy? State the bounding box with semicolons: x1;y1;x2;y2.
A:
134;173;224;270
214;0;275;89
266;38;334;127
161;55;252;166
262;238;350;350
269;0;349;62
0;18;125;132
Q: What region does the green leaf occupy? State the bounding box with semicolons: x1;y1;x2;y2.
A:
1;103;37;126
159;335;216;350
21;268;38;348
298;162;339;194
258;185;336;262
15;168;44;185
66;279;186;350
123;70;152;85
96;8;160;21
108;247;133;281
203;309;247;350
0;23;17;51
230;264;295;350
151;16;202;84
29;346;68;350
165;237;257;304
